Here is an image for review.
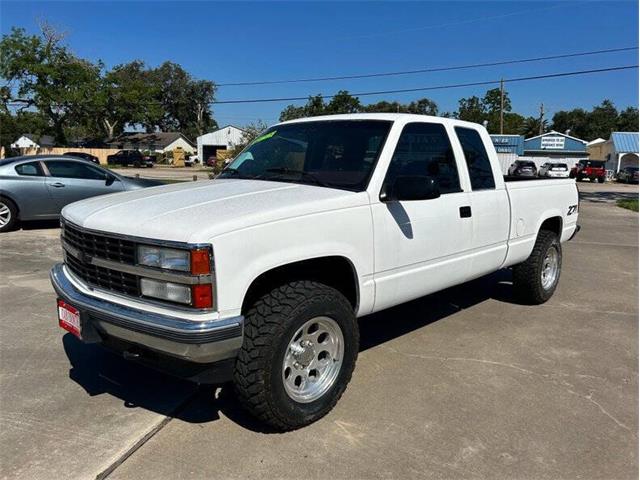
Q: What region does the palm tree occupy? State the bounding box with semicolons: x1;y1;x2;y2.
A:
521;117;548;137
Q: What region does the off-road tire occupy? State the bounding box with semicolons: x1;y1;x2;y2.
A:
0;197;18;233
512;230;562;304
233;281;358;431
597;177;605;183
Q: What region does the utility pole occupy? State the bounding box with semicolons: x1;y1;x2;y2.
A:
538;102;545;135
500;78;504;134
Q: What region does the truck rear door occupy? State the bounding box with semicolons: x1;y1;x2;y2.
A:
453;126;510;278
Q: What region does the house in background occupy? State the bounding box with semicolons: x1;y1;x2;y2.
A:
588;132;639;173
107;132;195;154
520;130;589;170
197;125;247;163
11;133;55;152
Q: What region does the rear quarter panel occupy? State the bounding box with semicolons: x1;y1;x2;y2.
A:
0;174;54;220
503;179;578;267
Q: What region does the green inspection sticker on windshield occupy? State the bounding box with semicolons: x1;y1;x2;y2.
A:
250;130;277;146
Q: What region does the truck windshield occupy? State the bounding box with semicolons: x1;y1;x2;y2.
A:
219;120;392;191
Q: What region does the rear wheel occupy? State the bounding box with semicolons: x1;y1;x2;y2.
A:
233;280;358;431
513;230;562;304
597;176;605;183
0;197;18;233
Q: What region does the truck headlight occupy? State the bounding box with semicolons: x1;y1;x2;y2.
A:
137;246;190;271
140;278;192;304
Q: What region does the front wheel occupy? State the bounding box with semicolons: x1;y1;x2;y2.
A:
233;281;358;431
597;177;605;183
512;230;562;304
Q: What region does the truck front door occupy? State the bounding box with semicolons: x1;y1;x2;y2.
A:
371;121;473;312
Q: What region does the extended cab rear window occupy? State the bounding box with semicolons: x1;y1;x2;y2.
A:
454;127;495;190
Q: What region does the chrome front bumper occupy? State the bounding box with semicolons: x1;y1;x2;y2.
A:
50;263;244;364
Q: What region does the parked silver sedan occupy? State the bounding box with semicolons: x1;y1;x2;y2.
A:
0;155;164;232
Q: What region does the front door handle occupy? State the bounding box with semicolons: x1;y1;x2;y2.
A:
459;206;472;218
51;182;65;188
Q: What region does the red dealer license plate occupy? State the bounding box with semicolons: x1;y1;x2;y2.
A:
58;299;81;338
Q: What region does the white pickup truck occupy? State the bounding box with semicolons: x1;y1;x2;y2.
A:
51;114;579;430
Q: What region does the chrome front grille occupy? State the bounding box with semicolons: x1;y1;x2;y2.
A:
62;222;136;264
61;221;140;297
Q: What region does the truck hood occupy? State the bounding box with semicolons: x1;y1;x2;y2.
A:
62;179;369;243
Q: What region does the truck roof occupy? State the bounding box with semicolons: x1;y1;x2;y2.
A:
277;113;486;130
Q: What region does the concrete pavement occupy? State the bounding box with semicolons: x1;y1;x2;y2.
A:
0;182;637;479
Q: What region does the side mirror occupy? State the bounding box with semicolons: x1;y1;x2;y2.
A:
105;173;116;186
384;175;441;201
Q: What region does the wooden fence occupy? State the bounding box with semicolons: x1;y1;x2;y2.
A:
19;147;121;165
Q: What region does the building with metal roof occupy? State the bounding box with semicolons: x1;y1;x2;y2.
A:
490;134;524;173
587;132;639;173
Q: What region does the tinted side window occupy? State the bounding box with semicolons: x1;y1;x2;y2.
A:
15;162;44;177
455;127;495;190
46;161;106;180
385;122;460;194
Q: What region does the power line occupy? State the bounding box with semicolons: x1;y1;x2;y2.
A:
211;65;639;104
217;46;638;86
6;65;637;108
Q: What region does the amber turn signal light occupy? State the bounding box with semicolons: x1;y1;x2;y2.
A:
190;249;211;275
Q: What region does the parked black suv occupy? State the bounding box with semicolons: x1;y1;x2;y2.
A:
106;150;155;168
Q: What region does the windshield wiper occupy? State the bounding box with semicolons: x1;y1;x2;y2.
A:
264;167;330;187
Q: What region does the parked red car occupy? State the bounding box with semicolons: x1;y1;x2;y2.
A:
570;160;606;183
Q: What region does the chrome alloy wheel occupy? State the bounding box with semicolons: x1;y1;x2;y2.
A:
541;245;560;290
0;201;11;228
282;316;344;403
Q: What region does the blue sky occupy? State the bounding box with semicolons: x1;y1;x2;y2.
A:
1;1;638;127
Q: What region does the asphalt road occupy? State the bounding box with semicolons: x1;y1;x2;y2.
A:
0;182;637;480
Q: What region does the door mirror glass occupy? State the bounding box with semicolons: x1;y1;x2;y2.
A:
105;173;117;186
386;175;440;201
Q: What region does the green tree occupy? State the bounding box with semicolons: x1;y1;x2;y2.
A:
456;95;486;125
279;104;307;122
0;24;102;144
146;61;216;138
521;116;548;137
550;108;589;139
325;90;361;114
587;99;618;139
407;98;438;115
0;110;50;156
617;106;639;132
502;112;526;135
95;60;161;138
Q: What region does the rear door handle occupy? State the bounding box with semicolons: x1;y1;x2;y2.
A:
51;182;65;188
459;206;472;218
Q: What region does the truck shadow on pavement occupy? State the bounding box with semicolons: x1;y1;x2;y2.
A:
63;268;520;433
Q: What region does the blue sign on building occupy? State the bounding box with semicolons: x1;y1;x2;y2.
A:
490;135;524;155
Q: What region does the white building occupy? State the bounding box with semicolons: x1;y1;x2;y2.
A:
11;134;55;150
197;125;247;163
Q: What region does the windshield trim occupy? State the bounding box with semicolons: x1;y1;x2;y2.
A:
219;119;394;193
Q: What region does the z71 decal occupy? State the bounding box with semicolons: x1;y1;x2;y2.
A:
567;205;578;215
